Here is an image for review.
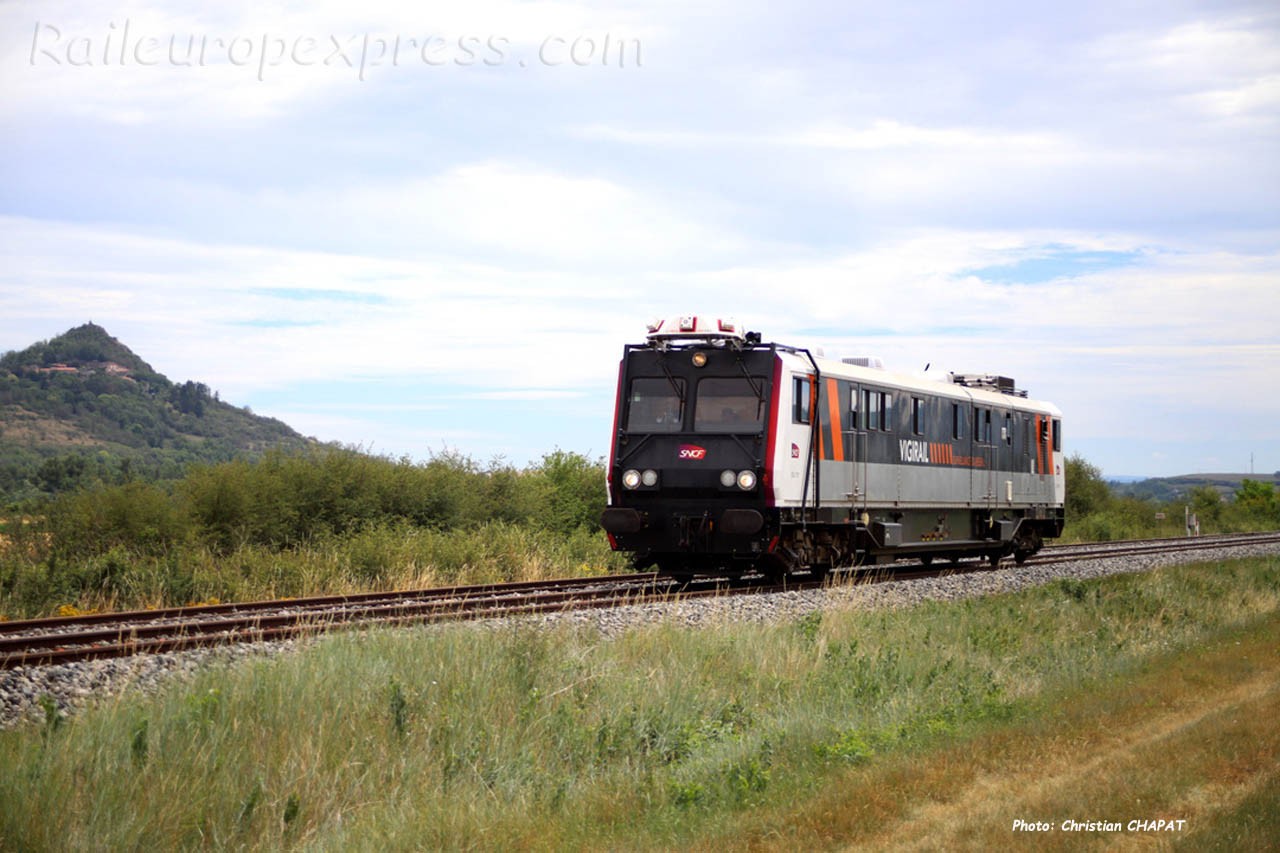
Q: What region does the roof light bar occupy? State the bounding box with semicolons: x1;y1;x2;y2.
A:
646;315;746;343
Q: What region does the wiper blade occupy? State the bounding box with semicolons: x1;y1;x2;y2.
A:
657;353;685;403
734;353;766;417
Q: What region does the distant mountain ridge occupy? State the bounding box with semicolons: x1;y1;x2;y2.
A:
1111;472;1280;502
0;323;316;502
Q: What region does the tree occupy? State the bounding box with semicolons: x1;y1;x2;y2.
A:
1064;453;1110;519
531;450;607;533
172;380;207;416
37;454;88;493
1187;485;1222;526
1235;479;1279;523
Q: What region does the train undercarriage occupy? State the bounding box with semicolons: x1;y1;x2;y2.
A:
622;505;1066;582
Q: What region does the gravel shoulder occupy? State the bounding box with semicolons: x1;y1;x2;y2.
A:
4;541;1278;730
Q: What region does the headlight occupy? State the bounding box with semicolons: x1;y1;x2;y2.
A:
737;470;757;490
641;469;659;487
622;469;642;490
720;469;737;488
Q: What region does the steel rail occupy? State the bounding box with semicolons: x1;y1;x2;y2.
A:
4;532;1277;669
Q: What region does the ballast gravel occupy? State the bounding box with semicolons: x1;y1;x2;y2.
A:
3;541;1278;730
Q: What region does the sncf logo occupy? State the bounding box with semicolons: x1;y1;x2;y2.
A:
678;444;707;460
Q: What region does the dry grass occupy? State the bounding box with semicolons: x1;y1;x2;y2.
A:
2;557;1277;850
0;405;105;446
709;615;1280;852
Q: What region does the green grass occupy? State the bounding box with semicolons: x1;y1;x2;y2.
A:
0;520;623;618
2;556;1278;850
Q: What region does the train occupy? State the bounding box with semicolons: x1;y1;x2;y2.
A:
601;316;1064;580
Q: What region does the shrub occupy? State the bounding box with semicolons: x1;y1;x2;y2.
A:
45;481;189;557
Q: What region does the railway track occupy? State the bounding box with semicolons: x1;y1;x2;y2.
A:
4;531;1278;669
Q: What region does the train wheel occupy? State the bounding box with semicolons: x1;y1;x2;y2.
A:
1013;531;1041;566
920;555;934;569
656;559;694;586
758;553;792;584
988;551;1002;568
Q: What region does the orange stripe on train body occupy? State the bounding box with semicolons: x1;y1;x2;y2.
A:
825;378;844;461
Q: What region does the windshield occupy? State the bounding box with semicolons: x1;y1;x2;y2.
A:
625;377;686;432
694;377;769;432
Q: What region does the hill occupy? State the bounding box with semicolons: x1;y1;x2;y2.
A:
1111;472;1280;502
0;323;315;502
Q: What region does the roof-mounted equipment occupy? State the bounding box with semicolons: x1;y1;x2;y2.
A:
646;316;759;346
947;372;1029;397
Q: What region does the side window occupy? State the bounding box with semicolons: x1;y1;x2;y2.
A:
1004;413;1013;445
973;408;992;444
912;397;924;436
1052;419;1062;452
793;377;811;424
863;390;895;431
850;388;860;430
974;408;993;444
952;403;963;440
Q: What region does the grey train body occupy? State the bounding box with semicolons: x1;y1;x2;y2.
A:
602;318;1064;579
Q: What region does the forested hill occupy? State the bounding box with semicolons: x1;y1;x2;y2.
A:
0;323;315;502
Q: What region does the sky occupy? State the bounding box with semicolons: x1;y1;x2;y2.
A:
1;1;1277;478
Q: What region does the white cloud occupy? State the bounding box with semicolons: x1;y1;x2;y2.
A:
3;1;1278;475
780;120;1066;154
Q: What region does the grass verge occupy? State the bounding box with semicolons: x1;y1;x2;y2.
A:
1;556;1277;850
0;520;625;619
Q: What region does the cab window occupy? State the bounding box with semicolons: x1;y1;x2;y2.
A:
696;377;769;432
625;377;685;432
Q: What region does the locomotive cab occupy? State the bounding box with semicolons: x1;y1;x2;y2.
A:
601;316;781;577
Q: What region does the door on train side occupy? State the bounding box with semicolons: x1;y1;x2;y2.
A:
1017;413;1033;500
817;377;855;504
950;398;973;511
975;404;995;508
787;373;818;507
998;408;1015;506
850;383;866;510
